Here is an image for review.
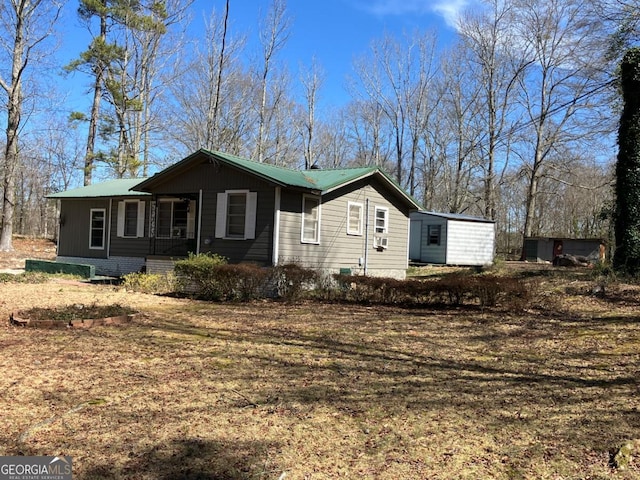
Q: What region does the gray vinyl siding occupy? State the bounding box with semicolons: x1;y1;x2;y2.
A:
278;179;411;276
414;215;447;264
148;161;275;265
446;220;495;266
57;199;111;259
109;198;150;258
57;197;151;260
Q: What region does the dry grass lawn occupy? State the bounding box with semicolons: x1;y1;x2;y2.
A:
1;261;639;478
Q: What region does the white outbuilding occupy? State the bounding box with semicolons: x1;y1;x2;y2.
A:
409;211;495;266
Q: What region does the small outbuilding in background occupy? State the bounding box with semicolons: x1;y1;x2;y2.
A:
523;237;606;264
409;211;495;266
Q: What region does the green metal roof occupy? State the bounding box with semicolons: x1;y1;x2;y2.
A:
133;149;421;208
47;178;150;198
48;150;422;209
210;150;387;192
205;150;322;190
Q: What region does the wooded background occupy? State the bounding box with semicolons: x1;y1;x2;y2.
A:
0;0;637;257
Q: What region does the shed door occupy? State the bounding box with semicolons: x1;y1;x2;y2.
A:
524;239;538;262
409;220;422;261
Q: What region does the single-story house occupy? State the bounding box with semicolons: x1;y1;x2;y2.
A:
48;149;422;279
409;211;495;266
523;237;605;263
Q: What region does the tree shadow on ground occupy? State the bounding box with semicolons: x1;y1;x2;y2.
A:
126;301;640;476
83;437;279;480
192;306;640;450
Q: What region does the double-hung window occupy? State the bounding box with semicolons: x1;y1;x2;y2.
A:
117;200;146;238
301;195;321;244
89;209;106;249
374;206;388;234
215;190;257;240
373;206;389;249
347;202;363;236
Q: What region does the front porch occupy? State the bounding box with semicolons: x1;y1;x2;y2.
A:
148;194;199;258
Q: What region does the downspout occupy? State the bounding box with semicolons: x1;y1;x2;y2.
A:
107;199;112;259
364;198;370;276
272;187;281;266
55;199;61;257
196;189;203;254
405;215;411;270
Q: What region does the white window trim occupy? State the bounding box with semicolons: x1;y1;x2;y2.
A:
427;224;442;246
301;194;321;244
89;208;106;250
374;206;389;234
215;190;257;240
347;201;363;236
117;200;146;238
373;206;389;249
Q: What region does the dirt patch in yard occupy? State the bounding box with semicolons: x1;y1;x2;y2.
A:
0;236;56;271
1;273;639;479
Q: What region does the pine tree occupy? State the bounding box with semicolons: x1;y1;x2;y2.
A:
66;0;167;184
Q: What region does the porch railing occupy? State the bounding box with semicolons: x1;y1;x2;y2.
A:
150;238;197;257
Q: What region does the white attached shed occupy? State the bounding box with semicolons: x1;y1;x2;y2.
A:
409;211;495;266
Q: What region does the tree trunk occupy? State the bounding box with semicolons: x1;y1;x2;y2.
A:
614;48;640;274
84;5;107;186
520;157;542;260
0;9;25;252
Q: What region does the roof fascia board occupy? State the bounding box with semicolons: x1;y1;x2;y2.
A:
133;149;294;192
210;153;290;188
323;169;422;210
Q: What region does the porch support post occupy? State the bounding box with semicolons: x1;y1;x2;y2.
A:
272;187;281;266
197;189;203;254
107;199;112;259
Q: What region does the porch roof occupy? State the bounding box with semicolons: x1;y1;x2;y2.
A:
47;178;150;199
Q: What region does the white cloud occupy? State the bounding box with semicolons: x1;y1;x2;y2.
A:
359;0;473;29
432;0;471;28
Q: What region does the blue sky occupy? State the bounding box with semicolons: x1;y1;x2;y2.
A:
59;0;473;112
187;0;467;107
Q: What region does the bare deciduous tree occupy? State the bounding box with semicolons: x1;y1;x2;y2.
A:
166;6;249;156
513;0;611;256
254;0;290;163
299;58;324;169
0;0;61;251
458;0;530;220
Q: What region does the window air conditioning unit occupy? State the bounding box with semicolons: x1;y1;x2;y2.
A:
374;234;388;249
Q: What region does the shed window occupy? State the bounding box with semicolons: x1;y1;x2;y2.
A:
428;225;441;246
89;209;106;250
302;195;321;244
